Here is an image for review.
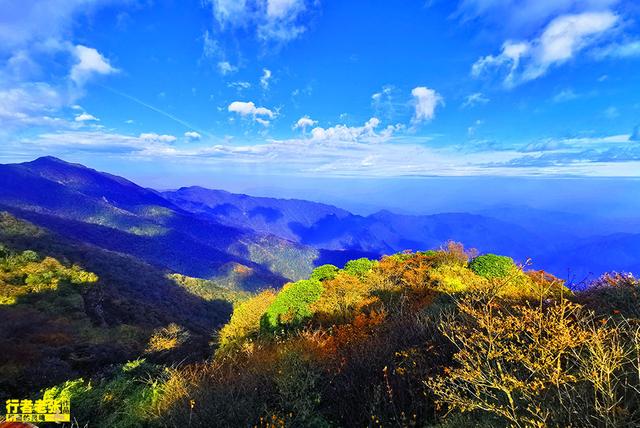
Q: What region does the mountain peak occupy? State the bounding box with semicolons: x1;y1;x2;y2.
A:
27;156;87;169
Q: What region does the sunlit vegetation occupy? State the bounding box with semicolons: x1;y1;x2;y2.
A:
7;237;640;427
146;324;191;354
168;273;250;303
0;212;242;399
218;289;276;348
0;245;97;304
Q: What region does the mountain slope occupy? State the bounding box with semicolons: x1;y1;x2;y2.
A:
162;186;352;241
0;158;323;289
0;212;241;395
165;187;545;261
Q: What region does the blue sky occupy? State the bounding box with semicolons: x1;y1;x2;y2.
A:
2;0;640;181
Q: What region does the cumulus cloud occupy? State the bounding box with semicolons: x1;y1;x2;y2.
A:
308;117;402;144
70;45;118;85
184;131;202;141
228;101;274;118
462;92;490;108
411;87;444;123
472;11;618;87
0;1;119;131
228;100;275;126
74;112;99;122
260;68;272;90
293;115;317;130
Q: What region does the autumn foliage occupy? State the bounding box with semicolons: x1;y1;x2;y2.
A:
27;242;640;427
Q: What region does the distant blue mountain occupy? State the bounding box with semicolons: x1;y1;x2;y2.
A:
0;157;352;290
164;187;544;261
164;186;640;281
1;157;638;283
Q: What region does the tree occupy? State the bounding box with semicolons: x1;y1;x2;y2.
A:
261;280;324;331
469;254;515;279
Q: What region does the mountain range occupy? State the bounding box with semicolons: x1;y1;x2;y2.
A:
1;156;639;286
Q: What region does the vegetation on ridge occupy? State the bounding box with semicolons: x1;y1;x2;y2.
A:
24;241;640;427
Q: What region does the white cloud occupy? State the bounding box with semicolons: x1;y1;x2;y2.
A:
228;101;274;118
308;117;402;144
184;131;202;141
228;100;275;126
0;0;122;51
74;112;99;122
411;86;444;123
0;2;120;133
462;92;490;108
267;0;300;18
293;115;317;130
472;11;618;87
217;61;237;75
255;117;271;127
260;68;272;90
455;0;619;37
205;0;312;43
14;127;640;177
0;83;71;130
139;133;177;143
70;45;118;85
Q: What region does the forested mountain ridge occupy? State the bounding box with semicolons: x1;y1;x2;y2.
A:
0;157;337;289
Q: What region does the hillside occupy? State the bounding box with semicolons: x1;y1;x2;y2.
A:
31;244;640;427
0;157;332;289
0;212;247;397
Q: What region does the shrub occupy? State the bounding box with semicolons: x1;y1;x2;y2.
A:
343;258;376;279
428;263;485;293
578;272;640;318
261;280;324;331
146;323;190;353
429;297;591;427
469;254;515;279
218;289;277;347
311;271;376;323
0;243;9;259
310;264;339;282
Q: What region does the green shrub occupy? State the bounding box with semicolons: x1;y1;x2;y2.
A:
261;279;324;330
310;264;339;282
343;258;376;279
469;254;515;279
